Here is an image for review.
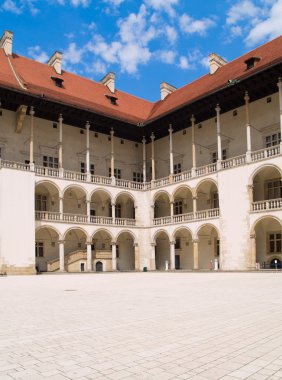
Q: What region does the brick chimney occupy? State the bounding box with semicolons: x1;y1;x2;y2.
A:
209;53;227;75
48;51;63;75
160;82;177;100
101;72;115;93
0;30;13;56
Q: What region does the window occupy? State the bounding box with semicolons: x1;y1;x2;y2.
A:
116;245;119;258
43;155;58;168
51;76;64;88
267;97;272;103
0;147;2;158
216;239;220;256
80;162;94;175
175;238;181;250
53;123;57;129
266;179;282;200
109;168;121;179
265;133;281;148
233;110;237;116
212;149;227;163
174;200;183;215
173;163;182;174
268;233;282;254
35;194;47;211
211;192;219;209
115;204;121;218
133;172;143;182
35;242;44;257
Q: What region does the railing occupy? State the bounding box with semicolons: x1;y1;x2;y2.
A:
195;163;217;176
91;175;112;185
172;170;192;183
153;208;220;226
64;170;86;182
251;145;280;162
115;218;136;226
62;213;88;223
115;178;144;190
152;177;170;188
222;154;246;169
35;165;60;177
252;198;282;212
90;216;113;225
35;211;61;221
1;159;30;171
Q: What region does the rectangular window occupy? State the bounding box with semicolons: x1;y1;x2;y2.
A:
174;200;183;215
268;233;282;254
212;149;227;163
35;194;47;211
35;242;44;257
266;179;282;200
81;162;94;175
43;155;58;168
133;172;143;182
173;163;182;174
175;238;181;250
109;168;121;179
115;204;121;218
265;133;281;148
211;192;219;209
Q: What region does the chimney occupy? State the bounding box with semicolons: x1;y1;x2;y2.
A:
48;51;63;75
0;30;13;56
160;82;177;100
101;72;115;93
209;53;227;75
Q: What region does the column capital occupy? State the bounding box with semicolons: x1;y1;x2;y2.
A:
170;240;176;245
192;239;199;244
244;91;250;102
250;234;256;240
168;124;173;133
215;104;221;113
111;202;116;207
150;132;155;141
86;239;92;245
133;242;138;247
110;127;114;136
142;136;146;144
85;121;90;130
29;106;35;116
190;114;195;124
151;242;156;247
58;240;65;245
58;113;63;122
111;241;117;246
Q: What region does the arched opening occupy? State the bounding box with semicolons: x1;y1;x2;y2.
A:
35;227;59;272
173;187;193;216
154;192;170;218
64;228;87;272
253;166;282;202
155;230;170;270
117;231;135;270
95;261;103;272
254;217;282;269
90;190;112;218
197;224;220;270
63;186;87;216
173;228;193;269
115;193;135;219
35;182;60;212
196;180;219;211
92;230;112;272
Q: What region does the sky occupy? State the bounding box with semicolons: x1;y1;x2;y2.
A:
1;0;282;102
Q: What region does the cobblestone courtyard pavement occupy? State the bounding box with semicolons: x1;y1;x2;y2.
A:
1;273;282;380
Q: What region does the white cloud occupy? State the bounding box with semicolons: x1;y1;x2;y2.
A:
178;56;189;69
226;0;261;25
2;0;22;13
54;0;90;6
63;42;85;64
103;0;125;6
27;45;49;63
144;0;178;16
165;26;177;43
158;50;176;64
180;13;216;36
245;0;282;45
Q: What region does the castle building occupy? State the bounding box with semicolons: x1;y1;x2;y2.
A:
0;30;282;274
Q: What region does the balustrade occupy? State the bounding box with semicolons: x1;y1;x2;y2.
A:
252;198;282;211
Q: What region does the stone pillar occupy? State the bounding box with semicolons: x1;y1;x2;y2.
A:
278;78;282;150
111;242;117;271
59;196;63;220
169;124;174;181
193;239;199;270
191;115;196;176
215;104;222;170
58;114;63;172
87;241;92;272
245;92;252;162
134;243;139;270
59;240;65;272
85;121;91;181
170;201;174;217
151;132;155;182
248;185;254;211
150;243;156;270
29;106;35;170
151;204;155;224
170;241;175;270
110;128;115;184
86;199;91;222
250;234;256;270
142;136;146;183
192;190;197;214
111;202;116;222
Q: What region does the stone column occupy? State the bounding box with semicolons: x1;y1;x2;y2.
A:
29;106;35;170
134;243;139;271
111;242;117;271
59;240;65;272
248;185;254;211
142;136;146;183
151;132;155;182
169;124;174;182
150;243;156;270
191;115;196;176
250;234;256;270
85;121;91;181
245;92;252;162
193;239;199;270
192;189;197;215
86;198;91;222
59;196;63;220
278;78;282;150
215;104;222;170
170;241;175;270
58;114;63;173
111;202;116;222
110;128;115;184
170;201;174;217
151;204;155;224
87;241;92;272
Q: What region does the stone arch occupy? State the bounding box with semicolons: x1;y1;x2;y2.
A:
116;230;136;270
116;229;137;244
90;188;113;200
172;185;193;214
63;226;89;241
173;226;193;240
35;180;61;195
153;190;171;218
63;185;87;215
196;223;220;239
35;181;61;212
36;225;62;239
153;190;172;203
91;228;114;242
195;179;219;211
249;163;282;186
251;164;282;202
35;226;61;272
152;229;171;244
114;191;137;206
90;189;112;218
173;226;193;270
154;229;170;270
196;223;220;270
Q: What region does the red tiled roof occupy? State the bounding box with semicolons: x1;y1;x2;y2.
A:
0;35;281;125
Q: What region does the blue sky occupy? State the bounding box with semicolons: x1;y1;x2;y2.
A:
1;0;282;101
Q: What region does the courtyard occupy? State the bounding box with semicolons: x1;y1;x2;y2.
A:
1;272;282;380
